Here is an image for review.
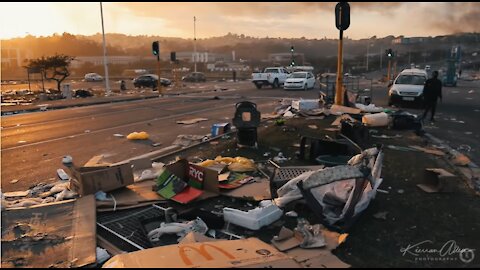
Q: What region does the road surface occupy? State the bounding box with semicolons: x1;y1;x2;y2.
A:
2;77;479;192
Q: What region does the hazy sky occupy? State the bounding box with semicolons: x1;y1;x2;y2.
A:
1;2;479;40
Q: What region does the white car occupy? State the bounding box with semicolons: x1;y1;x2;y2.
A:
84;73;103;82
388;69;428;106
283;72;316;90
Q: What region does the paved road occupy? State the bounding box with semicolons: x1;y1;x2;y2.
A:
2;77;479;192
367;78;480;166
0;80;319;192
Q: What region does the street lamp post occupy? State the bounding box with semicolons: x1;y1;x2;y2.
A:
100;2;110;96
366;43;370;72
194;16;197;73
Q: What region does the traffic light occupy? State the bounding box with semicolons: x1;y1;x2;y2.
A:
386;49;393;58
152;41;159;56
335;2;351;31
291;60;295;66
291;46;294;52
170;51;176;62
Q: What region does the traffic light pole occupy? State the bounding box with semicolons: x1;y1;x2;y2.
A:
387;59;391;81
335;29;344;106
156;54;162;97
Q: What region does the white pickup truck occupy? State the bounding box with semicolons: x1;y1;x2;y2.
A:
251;67;290;89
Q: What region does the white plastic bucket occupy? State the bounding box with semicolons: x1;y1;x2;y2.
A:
362;112;390;127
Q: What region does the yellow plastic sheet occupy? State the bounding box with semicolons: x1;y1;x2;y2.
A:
196;156;256;172
127;131;150;140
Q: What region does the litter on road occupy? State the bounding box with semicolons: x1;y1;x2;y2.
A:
176;118;209;125
127;131;149;140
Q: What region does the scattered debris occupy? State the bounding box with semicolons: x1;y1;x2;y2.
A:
285;211;299;218
331;114;355;126
223;200;283;230
387;145;418;152
417;168;456;193
172;134;209;147
409;145;445;156
457;144;472;152
96;247;111;265
17;141;27;144
113;134;125;138
329;105;361;115
273;152;288;163
151;142;162;147
355;103;384;113
147;217;208;242
176;118;208;125
10;179;19;184
397;189;404;194
373;211;388;220
308;125;318;130
362;112;390;127
371;134;402;139
262;113;280;120
291;99;320;111
84;130;90;133
451;153;471;166
62;155;73;164
127;131;149;140
56;169;70;181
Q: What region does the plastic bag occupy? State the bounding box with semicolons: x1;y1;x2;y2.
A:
127;131;149;140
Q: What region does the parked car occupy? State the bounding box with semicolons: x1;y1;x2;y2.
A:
73;89;94;98
251;67;290;89
133;74;171;88
388;69;428;106
84;73;103;82
283;72;316;90
182;72;206;82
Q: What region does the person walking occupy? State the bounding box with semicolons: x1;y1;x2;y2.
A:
120;80;127;91
421;70;442;123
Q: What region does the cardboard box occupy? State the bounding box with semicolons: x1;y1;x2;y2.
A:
1;196;96;268
154;159;219;204
102;237;302;268
292;99;320;111
69;161;134;196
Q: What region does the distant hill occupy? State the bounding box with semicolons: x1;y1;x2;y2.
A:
3;32;479;61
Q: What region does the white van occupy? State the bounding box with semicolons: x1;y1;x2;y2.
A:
388;69;428;106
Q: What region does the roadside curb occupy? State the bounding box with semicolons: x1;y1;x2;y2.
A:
424;132;480;193
1;95;159;116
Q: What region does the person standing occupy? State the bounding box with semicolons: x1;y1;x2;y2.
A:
421;70;442;123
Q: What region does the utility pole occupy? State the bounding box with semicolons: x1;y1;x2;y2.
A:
100;2;110;96
366;43;369;72
193;16;197;73
380;46;383;71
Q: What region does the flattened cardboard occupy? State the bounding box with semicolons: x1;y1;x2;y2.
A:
417;168;456;193
83;155;111;167
1;196;96;268
177;118;209;125
409;145;445;156
70;161;134;196
329;105;362;115
219;178;272;201
296;250;351;268
96;180;165;211
102;238;301;268
179;232;220;244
